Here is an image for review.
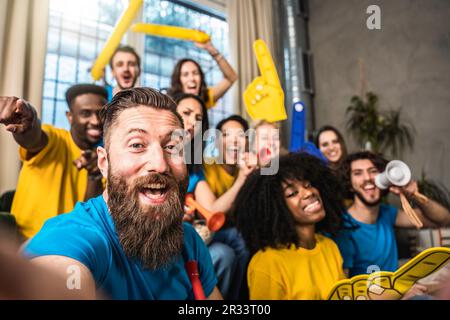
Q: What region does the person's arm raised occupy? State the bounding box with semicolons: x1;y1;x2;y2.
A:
195;154;256;214
393;181;450;228
0;96;47;157
195;41;238;103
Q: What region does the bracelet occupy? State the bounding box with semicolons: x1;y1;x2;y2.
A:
211;51;220;58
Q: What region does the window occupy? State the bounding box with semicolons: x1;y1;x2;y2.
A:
42;0;127;129
43;0;231;130
141;0;231;128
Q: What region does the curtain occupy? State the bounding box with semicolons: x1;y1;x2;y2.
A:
0;0;49;195
227;0;276;118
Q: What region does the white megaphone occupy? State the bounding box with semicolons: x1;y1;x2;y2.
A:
375;160;411;190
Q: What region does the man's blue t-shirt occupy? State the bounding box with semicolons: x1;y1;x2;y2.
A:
333;204;399;277
187;169;206;194
24;195;217;300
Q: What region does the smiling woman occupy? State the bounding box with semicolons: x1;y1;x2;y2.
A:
233;152;350;300
315;125;348;169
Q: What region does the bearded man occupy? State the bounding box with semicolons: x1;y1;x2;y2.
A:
24;88;221;300
334;151;450;277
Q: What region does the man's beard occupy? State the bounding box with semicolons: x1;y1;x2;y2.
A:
107;168;188;270
354;189;382;207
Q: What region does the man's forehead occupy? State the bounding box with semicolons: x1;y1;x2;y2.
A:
351;159;377;170
113;51;137;63
115;106;182;130
72;93;105;108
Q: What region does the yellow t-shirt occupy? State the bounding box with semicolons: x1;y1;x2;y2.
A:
11;124;88;239
248;234;346;300
206;88;215;109
203;163;237;197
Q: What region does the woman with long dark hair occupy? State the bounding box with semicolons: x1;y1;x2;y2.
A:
168;40;237;109
315;125;348;169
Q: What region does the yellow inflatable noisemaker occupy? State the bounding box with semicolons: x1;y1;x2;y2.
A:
131;23;210;43
327;247;450;300
243;39;287;123
90;0;143;81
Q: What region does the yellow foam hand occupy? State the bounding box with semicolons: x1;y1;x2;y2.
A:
328;274;373;300
243;40;287;123
90;0;143;81
391;247;450;294
366;273;402;300
131;23;210;43
328;247;450;300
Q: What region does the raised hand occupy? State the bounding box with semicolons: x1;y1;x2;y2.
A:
243;40;287;122
194;39;214;51
73;149;101;178
389;180;419;199
237;152;257;181
0;97;36;134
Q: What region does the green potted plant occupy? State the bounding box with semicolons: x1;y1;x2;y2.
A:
345;91;415;157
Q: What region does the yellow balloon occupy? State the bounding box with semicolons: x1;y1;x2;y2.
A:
131;23;210;43
90;0;143;81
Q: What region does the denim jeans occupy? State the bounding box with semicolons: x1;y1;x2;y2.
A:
208;241;237;299
211;227;250;300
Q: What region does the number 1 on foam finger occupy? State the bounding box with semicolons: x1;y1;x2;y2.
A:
254;40;281;88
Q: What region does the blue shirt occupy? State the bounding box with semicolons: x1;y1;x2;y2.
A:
25;195;217;300
187;169;206;194
333;204;399;277
105;85;114;102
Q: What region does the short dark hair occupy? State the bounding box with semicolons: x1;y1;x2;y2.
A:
109;45;141;70
341;151;389;199
216;114;249;132
65;84;108;110
233;152;347;255
100;87;183;147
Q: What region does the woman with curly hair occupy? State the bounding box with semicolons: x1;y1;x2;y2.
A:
233;152;349;300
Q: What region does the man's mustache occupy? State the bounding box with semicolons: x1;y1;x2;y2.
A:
131;173;177;191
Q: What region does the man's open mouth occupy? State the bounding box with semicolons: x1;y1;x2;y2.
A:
121;73;133;84
139;183;170;204
87;128;102;139
362;183;377;192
